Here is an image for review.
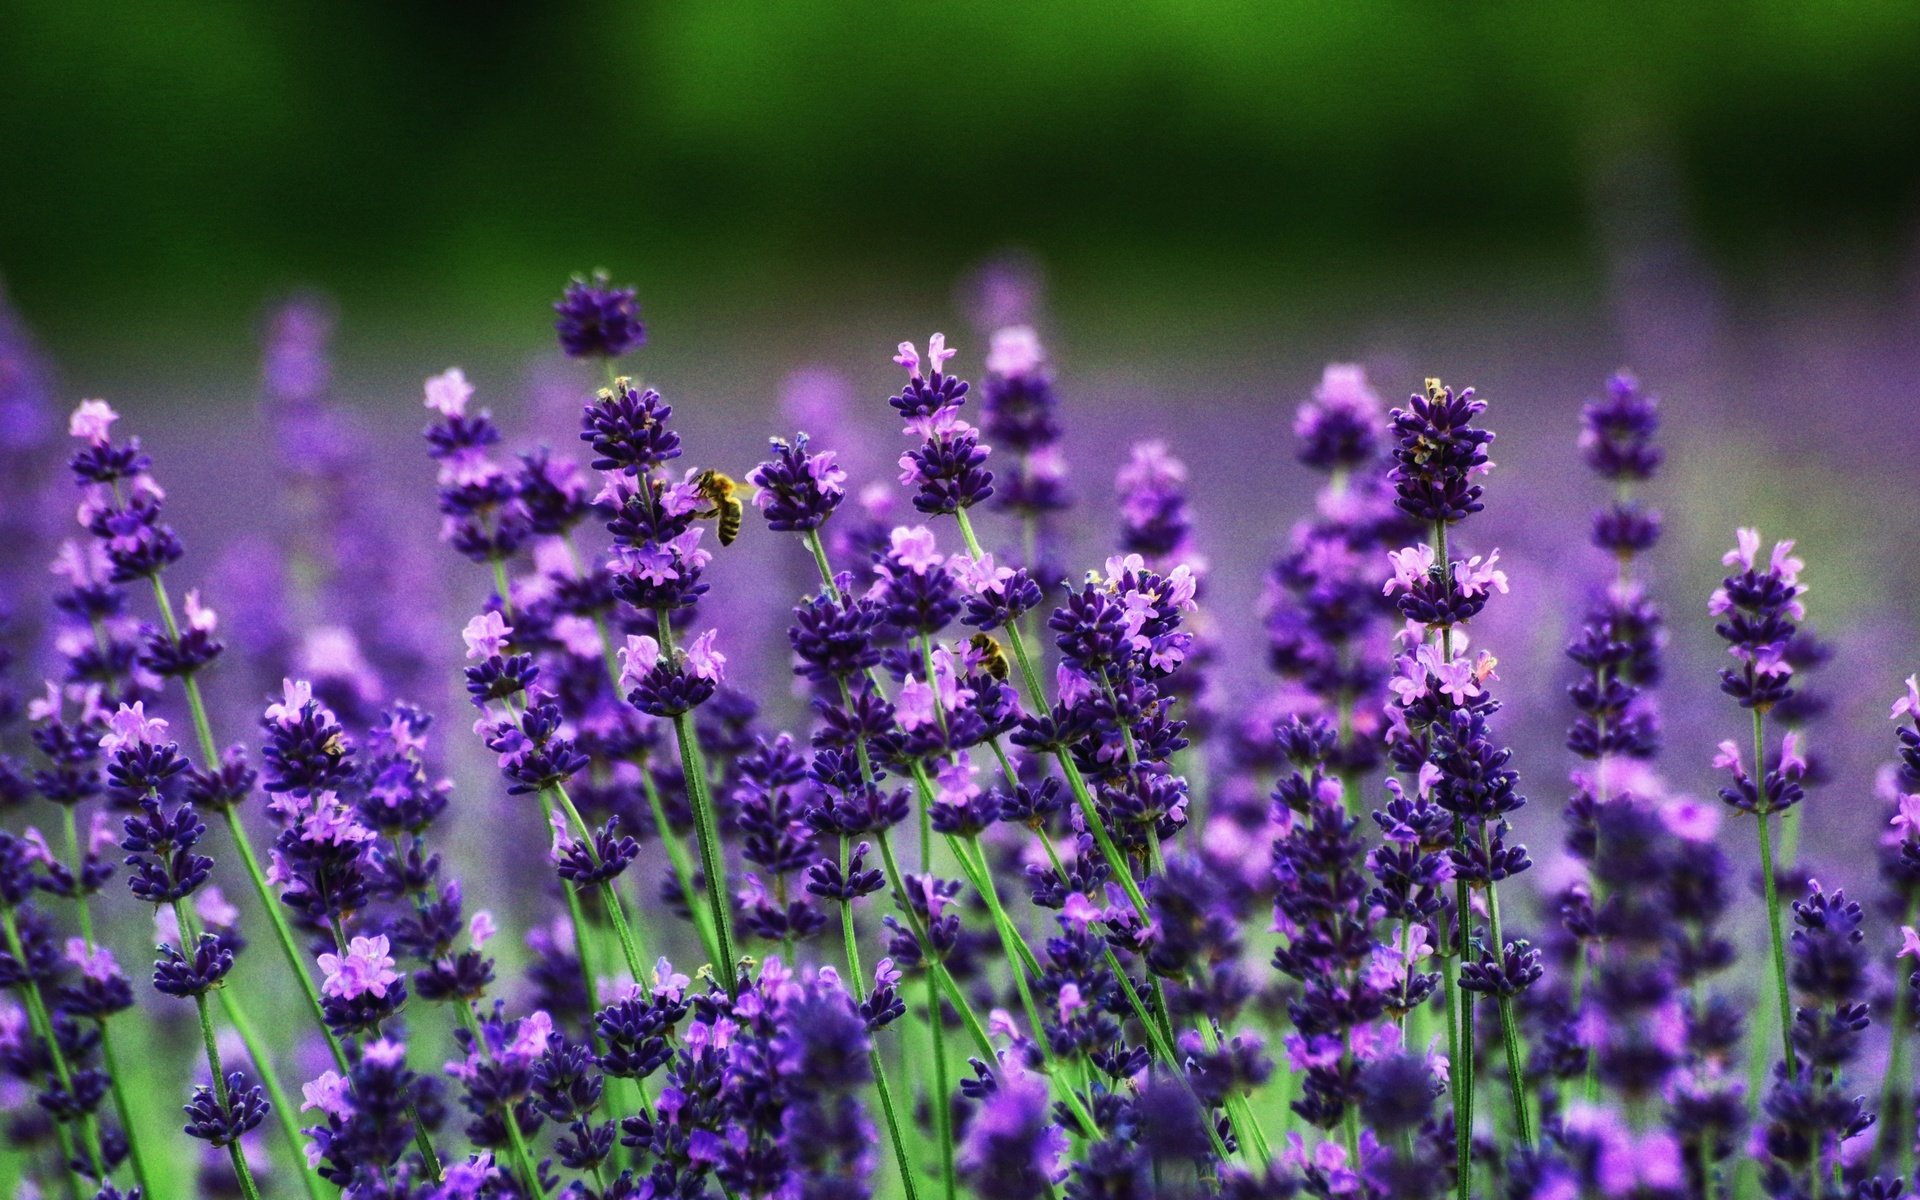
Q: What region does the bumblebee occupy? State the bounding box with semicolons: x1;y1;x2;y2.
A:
693;469;744;546
968;632;1010;681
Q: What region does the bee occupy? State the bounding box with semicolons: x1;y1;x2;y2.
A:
969;632;1010;681
693;469;744;546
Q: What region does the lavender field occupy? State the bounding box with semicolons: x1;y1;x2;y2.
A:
0;243;1917;1200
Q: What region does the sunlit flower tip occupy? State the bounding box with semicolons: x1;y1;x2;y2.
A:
1056;982;1087;1019
892;341;921;378
1711;739;1744;778
1778;729;1808;776
257;681;314;734
650;956;690;995
1061;892;1101;930
1661;795;1722;841
183;588;218;633
317;934;399;1000
460;610;513;660
987;1008;1021;1042
618;635;662;690
64;938;119;982
685;629;726;682
873;957;901;989
100;701;168;753
1899;926;1920;959
985;325;1044;378
300;1070;353;1121
1383;544;1435;595
928;332;956;373
467;910;497;949
888;525;943;573
67;398;119;443
197;885;240;928
1892;675;1920;720
423;367;473;417
547;809;573;862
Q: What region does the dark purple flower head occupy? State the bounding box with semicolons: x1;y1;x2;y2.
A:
1295;364;1383;473
1710;528;1805;712
788;582;884;683
582;379;681;477
1386;379;1494;526
554;271;644;359
957;1061;1066;1200
183;1074;268;1147
619;630;725;717
888;334;969;418
422;369;530;563
1115;440;1195;569
747;433;846;533
1579;370;1662;482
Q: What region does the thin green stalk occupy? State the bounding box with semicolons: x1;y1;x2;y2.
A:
191;991;265;1200
654;614;739;996
669;707;738;995
452;1004;545;1197
148;575;352;1076
926;970;956;1200
1479;839;1532;1147
215;986;329;1200
1752;708;1797;1080
1878;894;1919;1177
1432;519;1474;1200
638;769;723;966
534;792;604;1012
571;533;722;972
0;907;109;1186
837;837;923;1200
57;808;155;1198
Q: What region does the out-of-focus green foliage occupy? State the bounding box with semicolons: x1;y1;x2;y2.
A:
2;1;1918;347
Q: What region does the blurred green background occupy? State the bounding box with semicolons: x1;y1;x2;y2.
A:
5;0;1920;360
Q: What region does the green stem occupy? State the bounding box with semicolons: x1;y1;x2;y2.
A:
1877;894;1919;1175
149;575;353;1077
0;907;109;1185
58;809;155;1198
534;791;604;1014
189;983;264;1200
669;706;738;995
1753;708;1797;1080
1432;520;1474;1200
1480;843;1532;1147
837;838;923;1200
215;987;329;1200
453;1003;546;1196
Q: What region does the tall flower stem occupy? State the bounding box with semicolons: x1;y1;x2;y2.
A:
56;807;155;1198
948;511;1269;1163
569;531;723;971
532;791;604;1009
653;614;739;996
0;906;109;1187
1753;709;1796;1078
148;575;352;1077
835;835;921;1200
1877;894;1919;1175
169;897;265;1200
191;992;265;1200
452;1003;546;1198
214;985;329;1200
1479;836;1533;1147
1432;519;1474;1200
